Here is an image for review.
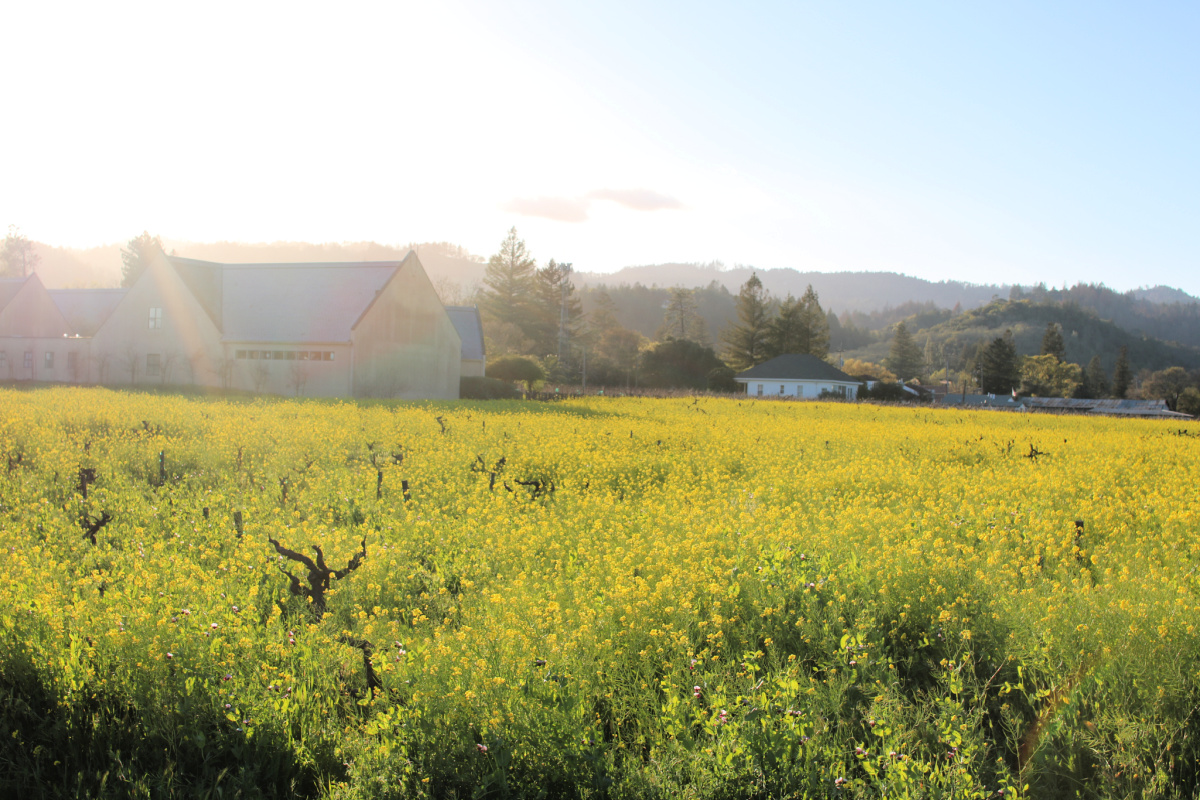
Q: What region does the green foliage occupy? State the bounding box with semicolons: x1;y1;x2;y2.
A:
1;225;39;278
485;356;546;390
480;228;538;353
658;287;707;344
1021;353;1082;398
1142;366;1194;410
706;365;739;393
765;285;830;361
120;231;164;288
1178;387;1200;417
529;259;583;363
978;332;1021;395
1078;355;1110;399
640;338;727;389
886;321;925;382
1112;346;1133;398
858;382;912;402
460;376;522;400
1040;322;1066;360
721;273;771;371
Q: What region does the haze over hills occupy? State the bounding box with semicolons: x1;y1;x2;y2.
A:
20;239;1200;358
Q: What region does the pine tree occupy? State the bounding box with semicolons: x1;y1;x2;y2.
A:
530;259;582;359
798;285;830;359
980;331;1020;394
120;231;164;287
1079;355;1109;398
721;273;771;371
886;321;924;381
658;288;706;343
765;284;829;359
1112;346;1132;398
1040;323;1066;361
480;228;537;350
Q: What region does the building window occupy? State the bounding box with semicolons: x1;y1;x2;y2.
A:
779;384;785;395
45;352;55;369
756;383;763;396
148;307;163;329
146;353;161;377
24;352;33;369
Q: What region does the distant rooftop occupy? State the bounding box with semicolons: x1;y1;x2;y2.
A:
169;256;406;343
445;306;486;361
48;289;127;336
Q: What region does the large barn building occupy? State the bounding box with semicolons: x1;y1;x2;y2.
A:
0;251;464;399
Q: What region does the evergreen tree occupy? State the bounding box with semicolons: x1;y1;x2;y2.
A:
1040;322;1066;361
886;321;924;381
530;259;582;359
480;228;537;349
588;290;622;335
1;226;40;277
658;288;706;343
980;331;1020;394
798;285;830;359
721;272;771;371
1112;346;1132;398
120;231;164;287
765;284;829;359
1079;355;1109;399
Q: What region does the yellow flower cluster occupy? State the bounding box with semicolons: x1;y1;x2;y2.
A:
1;386;1197;796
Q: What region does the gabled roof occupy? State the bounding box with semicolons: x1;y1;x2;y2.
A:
215;261;402;343
170;257;224;331
736;354;857;383
48;289;127;336
0;278;25;311
445;305;486;360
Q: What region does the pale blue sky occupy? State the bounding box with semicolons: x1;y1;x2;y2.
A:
2;1;1197;293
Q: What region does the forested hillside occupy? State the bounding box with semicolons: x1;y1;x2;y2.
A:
846;298;1200;374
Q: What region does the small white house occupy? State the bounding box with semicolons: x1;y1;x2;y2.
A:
735;354;860;400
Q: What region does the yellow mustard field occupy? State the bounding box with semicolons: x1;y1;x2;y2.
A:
1;387;1199;799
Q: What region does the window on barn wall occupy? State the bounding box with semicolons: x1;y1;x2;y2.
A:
756;384;763;396
148;307;163;329
24;352;33;368
45;352;54;369
780;385;785;395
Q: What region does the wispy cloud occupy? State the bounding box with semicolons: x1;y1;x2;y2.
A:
501;196;591;223
503;188;683;223
587;188;683;211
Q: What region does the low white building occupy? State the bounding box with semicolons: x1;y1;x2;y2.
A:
735;354;860;399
